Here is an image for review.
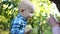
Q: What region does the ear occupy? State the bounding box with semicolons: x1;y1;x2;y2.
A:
21;8;24;12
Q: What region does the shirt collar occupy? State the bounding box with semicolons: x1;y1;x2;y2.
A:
17;13;27;21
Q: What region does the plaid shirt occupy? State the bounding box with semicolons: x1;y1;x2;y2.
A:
10;14;27;34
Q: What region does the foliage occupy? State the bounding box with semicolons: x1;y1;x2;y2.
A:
29;0;52;34
0;0;60;34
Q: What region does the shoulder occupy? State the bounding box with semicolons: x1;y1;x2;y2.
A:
11;16;23;24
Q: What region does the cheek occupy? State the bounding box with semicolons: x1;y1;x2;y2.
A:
27;14;30;17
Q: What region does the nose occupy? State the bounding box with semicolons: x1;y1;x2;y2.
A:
30;14;34;16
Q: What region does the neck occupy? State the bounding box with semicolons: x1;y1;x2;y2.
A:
18;13;27;19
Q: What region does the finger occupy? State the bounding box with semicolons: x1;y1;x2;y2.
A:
50;14;57;22
50;14;54;18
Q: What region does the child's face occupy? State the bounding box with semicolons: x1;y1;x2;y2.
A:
21;7;35;19
25;8;34;19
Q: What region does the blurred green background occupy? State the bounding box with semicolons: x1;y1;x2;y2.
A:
0;0;60;34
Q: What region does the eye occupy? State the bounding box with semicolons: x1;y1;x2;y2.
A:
30;11;33;13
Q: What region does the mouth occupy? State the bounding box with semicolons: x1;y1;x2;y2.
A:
27;16;31;19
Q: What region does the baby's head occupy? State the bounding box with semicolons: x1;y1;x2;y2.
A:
18;0;35;19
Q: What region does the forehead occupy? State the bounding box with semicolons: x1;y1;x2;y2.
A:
20;0;35;12
26;5;35;11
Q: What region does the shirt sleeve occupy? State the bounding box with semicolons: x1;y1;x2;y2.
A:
10;18;23;34
52;26;60;34
11;18;22;28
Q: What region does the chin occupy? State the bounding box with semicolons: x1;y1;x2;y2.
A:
27;17;31;20
27;17;31;19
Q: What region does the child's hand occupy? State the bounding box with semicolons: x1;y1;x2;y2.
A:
46;14;59;29
25;25;32;34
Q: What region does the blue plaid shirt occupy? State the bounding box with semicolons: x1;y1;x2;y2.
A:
10;14;27;34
